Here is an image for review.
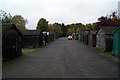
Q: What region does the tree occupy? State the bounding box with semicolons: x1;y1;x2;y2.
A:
0;10;12;23
48;24;55;32
75;23;84;32
93;22;100;30
54;24;63;36
53;23;68;37
37;18;48;31
98;16;112;26
55;23;67;37
97;12;120;27
84;23;95;31
66;22;84;36
11;15;27;30
110;12;120;27
61;23;68;37
76;27;80;33
67;27;75;36
48;23;63;36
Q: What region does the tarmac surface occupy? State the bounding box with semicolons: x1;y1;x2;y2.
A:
2;37;119;78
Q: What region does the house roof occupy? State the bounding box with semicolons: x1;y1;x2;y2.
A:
100;26;115;34
21;30;42;36
113;26;120;33
1;23;22;36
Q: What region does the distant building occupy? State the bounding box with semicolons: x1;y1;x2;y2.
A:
2;23;22;62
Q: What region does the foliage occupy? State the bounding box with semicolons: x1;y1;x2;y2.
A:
76;28;80;33
110;12;120;27
98;16;112;26
60;23;68;37
23;53;31;56
37;18;48;31
53;23;68;37
54;24;63;36
66;22;84;36
84;23;95;31
48;23;63;36
93;22;100;30
75;23;84;32
67;27;75;35
0;10;28;30
0;10;12;23
11;15;28;30
97;12;120;27
48;24;55;32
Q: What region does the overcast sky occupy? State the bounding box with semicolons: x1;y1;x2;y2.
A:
0;0;119;29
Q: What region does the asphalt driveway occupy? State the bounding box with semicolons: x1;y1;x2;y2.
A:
2;37;119;78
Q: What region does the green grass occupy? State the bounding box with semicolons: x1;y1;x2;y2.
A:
23;53;31;56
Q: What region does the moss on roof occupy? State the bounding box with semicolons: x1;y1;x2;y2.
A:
101;26;115;34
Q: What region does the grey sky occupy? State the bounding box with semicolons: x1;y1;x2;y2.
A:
0;0;119;29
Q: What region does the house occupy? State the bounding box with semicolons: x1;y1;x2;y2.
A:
2;23;22;62
21;30;43;48
113;26;120;56
83;31;89;45
96;26;115;51
88;30;97;47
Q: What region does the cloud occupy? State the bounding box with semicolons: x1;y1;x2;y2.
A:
0;0;118;29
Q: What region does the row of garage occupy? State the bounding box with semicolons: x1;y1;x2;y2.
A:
1;23;59;62
72;26;120;57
